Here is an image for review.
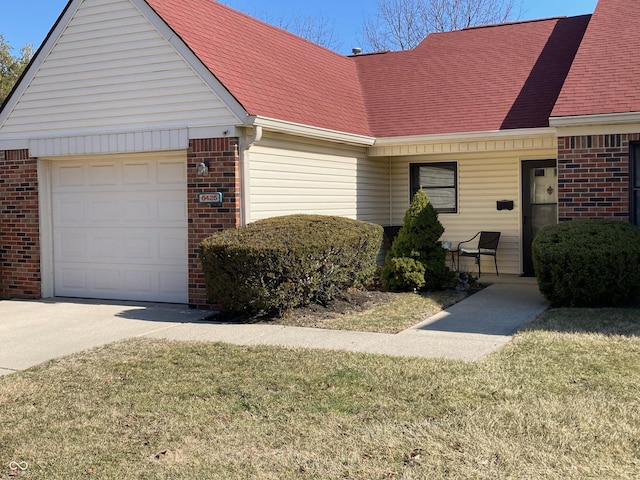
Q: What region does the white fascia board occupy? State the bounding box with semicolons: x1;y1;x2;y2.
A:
0;138;29;150
549;112;640;128
131;0;249;126
247;116;376;146
0;124;241;153
0;0;78;129
373;127;557;147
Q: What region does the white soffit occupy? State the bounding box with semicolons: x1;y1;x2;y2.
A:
29;128;189;157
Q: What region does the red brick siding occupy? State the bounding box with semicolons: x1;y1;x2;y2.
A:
187;138;241;308
557;134;639;221
0;150;41;299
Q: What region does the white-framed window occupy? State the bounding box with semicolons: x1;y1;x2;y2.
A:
410;162;458;213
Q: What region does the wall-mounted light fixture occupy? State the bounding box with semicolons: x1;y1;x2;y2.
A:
196;160;210;176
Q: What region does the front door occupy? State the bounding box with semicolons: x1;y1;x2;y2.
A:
522;160;557;276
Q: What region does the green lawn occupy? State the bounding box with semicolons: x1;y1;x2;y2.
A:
1;308;639;479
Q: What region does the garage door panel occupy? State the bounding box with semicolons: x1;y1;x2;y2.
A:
56;164;84;187
54;161;186;193
123;270;155;294
55;229;186;265
158;161;186;184
52;153;188;303
123;200;152;222
58;199;84;222
89;164;118;186
159;236;187;259
159;271;188;296
158;198;187;222
91;200;120;222
124;236;154;259
59;233;86;259
94;269;121;291
55;194;186;228
56;264;187;303
91;234;119;258
123;162;152;185
58;268;86;290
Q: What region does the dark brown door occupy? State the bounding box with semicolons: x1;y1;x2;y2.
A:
522;160;557;276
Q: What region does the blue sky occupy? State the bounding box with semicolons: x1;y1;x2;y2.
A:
2;0;598;56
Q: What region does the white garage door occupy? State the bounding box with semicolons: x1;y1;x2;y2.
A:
51;152;188;303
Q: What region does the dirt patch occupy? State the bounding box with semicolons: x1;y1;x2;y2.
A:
277;290;398;322
209;290;397;324
208;286;483;332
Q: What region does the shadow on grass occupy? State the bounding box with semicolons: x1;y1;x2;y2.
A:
523;307;640;337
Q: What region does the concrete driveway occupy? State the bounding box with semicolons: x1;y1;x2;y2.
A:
0;299;211;375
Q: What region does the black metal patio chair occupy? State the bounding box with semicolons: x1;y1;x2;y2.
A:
457;231;501;277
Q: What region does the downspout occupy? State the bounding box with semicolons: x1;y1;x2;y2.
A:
388;156;393;226
238;125;263;226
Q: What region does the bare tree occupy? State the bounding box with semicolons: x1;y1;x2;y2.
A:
277;12;342;52
220;2;342;52
362;0;521;52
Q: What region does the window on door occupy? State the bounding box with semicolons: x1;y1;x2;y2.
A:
410;162;458;213
631;142;640;226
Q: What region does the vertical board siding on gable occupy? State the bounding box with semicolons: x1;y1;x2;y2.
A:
249;136;390;225
0;0;237;136
390;153;524;275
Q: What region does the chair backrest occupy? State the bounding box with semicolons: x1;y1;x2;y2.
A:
478;231;500;250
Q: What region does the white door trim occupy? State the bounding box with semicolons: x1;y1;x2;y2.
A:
38;158;54;298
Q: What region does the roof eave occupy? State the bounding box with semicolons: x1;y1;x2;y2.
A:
550;111;640;128
373;126;557;147
246;116;376;146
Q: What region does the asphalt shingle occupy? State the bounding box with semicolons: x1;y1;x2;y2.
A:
552;0;640;118
145;0;616;136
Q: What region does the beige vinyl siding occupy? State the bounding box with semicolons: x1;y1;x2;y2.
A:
0;0;237;136
390;150;553;275
249;134;390;225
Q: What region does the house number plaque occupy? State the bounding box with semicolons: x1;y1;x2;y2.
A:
198;192;223;205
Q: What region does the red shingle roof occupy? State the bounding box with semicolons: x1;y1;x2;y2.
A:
145;0;371;136
552;0;640;118
355;16;590;137
145;0;594;137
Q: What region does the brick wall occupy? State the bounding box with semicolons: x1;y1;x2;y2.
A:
557;134;639;221
0;150;41;299
187;138;241;308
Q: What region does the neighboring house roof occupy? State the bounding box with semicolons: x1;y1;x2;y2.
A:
354;16;590;137
552;0;640;118
145;0;371;136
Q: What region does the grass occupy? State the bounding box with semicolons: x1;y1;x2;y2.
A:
269;290;465;333
1;308;639;478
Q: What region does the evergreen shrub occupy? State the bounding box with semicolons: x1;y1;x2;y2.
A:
199;214;383;314
533;220;640;307
381;190;454;291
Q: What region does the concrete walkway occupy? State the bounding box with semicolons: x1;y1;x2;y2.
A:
0;276;548;375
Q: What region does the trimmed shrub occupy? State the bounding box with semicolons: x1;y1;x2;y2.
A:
199;214;383;314
533;220;640;307
381;190;454;291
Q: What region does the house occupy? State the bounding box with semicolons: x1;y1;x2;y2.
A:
0;0;638;307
